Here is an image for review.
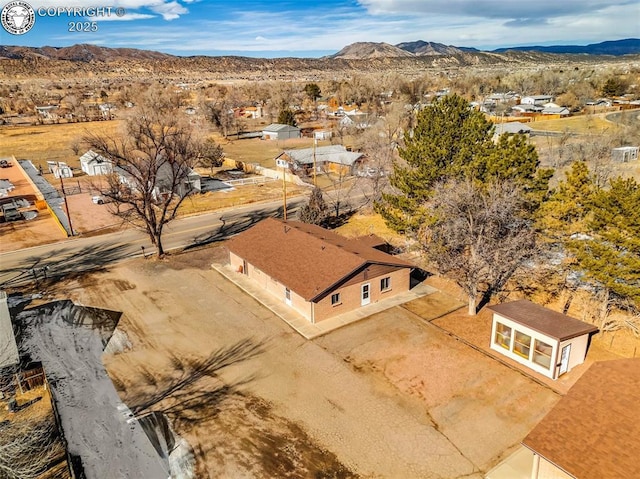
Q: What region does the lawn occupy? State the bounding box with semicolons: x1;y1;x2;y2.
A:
0;120;123;169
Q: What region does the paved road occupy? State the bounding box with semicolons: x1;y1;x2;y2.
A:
0;195;309;287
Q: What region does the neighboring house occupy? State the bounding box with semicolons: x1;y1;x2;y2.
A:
98;103;117;119
243;106;262;119
585;98;612;107
523;359;640;479
262;123;301;140
485;91;520;105
314;129;332;140
116;161;201;200
511;104;544;115
520;95;554;105
275;145;365;176
339;113;374;129
493;122;532;140
227;218;414;322
80;150;113;176
612;146;639;162
541;106;570;116
35;105;59;119
488;300;598;380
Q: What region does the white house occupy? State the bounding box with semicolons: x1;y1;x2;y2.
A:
521;95;554;105
80;150;113;176
488;300;597;380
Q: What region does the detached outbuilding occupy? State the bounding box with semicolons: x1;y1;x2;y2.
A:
612;146;639;162
488;300;597;380
262;123;301;140
227;218;413;323
80;150;113;176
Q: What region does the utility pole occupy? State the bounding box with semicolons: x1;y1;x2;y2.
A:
59;172;75;236
282;164;287;221
313;137;317;187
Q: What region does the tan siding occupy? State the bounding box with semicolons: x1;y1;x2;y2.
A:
336;264;406;291
313;268;410;321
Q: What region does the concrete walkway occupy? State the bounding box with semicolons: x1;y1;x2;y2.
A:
212;262;438;339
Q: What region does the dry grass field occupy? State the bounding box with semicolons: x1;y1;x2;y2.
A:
530;113;620;134
0;121;123;169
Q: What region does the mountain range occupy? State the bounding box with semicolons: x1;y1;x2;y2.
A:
330;38;639;59
0;39;637;80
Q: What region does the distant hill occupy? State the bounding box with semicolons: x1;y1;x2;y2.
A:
493;38;640;56
329;42;413;59
0;44;172;62
395;41;474;56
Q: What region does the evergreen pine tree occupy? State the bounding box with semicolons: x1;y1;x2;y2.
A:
277;108;297;127
298;187;328;225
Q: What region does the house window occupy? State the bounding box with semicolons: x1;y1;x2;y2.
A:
533;339;553;369
513;331;532;359
331;293;341;306
380;277;391;292
494;323;511;350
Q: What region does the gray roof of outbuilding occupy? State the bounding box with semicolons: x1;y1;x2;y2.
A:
263;123;300;132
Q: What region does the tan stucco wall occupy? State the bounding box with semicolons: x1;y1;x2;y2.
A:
313;268;410;322
229;251;411;323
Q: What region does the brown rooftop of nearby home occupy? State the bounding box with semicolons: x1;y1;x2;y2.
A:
523;359;640;479
226;218;412;302
487;300;598;341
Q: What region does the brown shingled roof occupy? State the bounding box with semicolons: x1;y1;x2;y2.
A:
226;218;412;301
523;359;640;479
487;300;598;341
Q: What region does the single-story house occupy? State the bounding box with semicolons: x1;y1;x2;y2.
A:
612;146;639;162
35;105;59;119
493;122;532;140
275;145;365;176
511;104;544;115
488;300;598;380
314;130;332;140
523;359;640;479
520;95;553;105
116;160;201;200
262;123;301;140
227;218;414;322
80;150;113;176
541;106;571;116
339;113;374;129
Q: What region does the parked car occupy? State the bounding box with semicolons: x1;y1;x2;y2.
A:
0;160;12;168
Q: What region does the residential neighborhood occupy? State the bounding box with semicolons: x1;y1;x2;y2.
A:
1;9;639;479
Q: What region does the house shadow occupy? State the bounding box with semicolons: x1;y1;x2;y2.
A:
410;268;432;289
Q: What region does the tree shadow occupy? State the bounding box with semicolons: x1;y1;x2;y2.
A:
127;338;267;424
0;242;131;289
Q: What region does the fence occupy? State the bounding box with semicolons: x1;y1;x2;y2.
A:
223;176;275;186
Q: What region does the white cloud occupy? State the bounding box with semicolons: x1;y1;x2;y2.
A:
28;0;192;20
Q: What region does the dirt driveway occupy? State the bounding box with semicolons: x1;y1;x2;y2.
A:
52;245;558;478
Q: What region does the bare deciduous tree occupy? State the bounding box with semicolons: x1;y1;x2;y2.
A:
83;92;204;257
420;179;538;315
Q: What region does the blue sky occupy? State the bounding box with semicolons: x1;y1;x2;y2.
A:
1;0;639;57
